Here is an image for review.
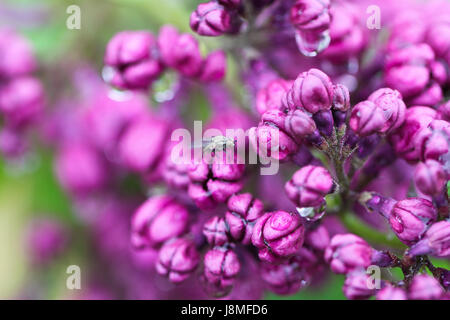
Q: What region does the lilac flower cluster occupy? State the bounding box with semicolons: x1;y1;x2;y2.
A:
14;0;450;300
0;29;44;159
104;26;226;90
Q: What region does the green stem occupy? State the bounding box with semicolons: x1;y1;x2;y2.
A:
340;212;406;250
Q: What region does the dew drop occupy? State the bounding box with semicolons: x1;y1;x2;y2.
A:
295;29;330;57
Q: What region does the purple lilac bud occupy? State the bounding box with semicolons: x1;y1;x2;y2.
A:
385;44;442;106
256;79;292;115
156;238;199;283
389;106;438;163
82;90;148;155
376;285;407;300
55;142;107;195
188;152;245;209
333;110;347;128
324;234;373;274
367;88;406;133
130;195;189;249
284;68;333;114
312;110;334;137
409;220;450;258
421;119;450;161
438;268;450;290
285;109;317;140
190;2;232;37
225;193;265;244
389;198;437;245
0;127;27;158
361;192;397;219
104;31;163;90
260;256;310;295
408;274;444;300
203;216;229;246
285;165;333;208
0;29;36;77
248;110;299;161
414;160;447;196
304;224;330;252
321;3;366;63
163;158;191;190
158;27;203;77
332;83;350;112
290;0;331;32
252;210;305;263
0;76;44;128
27;219;68;265
427;17;450;64
343;271;375;300
157;25;179;67
118;116;169;173
349;100;386;136
387;10;425;51
203;247;240;292
199;50;226;82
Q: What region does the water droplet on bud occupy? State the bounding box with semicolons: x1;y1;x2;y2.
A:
296;205;325;222
295;30;330;57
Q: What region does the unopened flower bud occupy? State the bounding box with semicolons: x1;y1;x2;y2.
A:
225;193;265;244
256;79;292;115
204;247;240;292
104;31;163;89
368;88;406;133
408;274;444;300
285;109;317;139
290;0;331;32
131;195;189;248
409;220;450;258
248;110;299;161
332;83;350;112
188;150;245;210
312;109;334;137
414;160;447;196
343;271;375;300
27;219;68;265
285;165;333;208
156;238;199;283
118;116;169;173
376;285;407;300
261;256;310;295
389;198;437;245
252;210;305;263
203;216;229;246
190;2;232;37
0;76;44;128
324;234;373;274
199;50;227;82
55;142;107;195
284;68;333;114
0;29;36;77
349;100;386;136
